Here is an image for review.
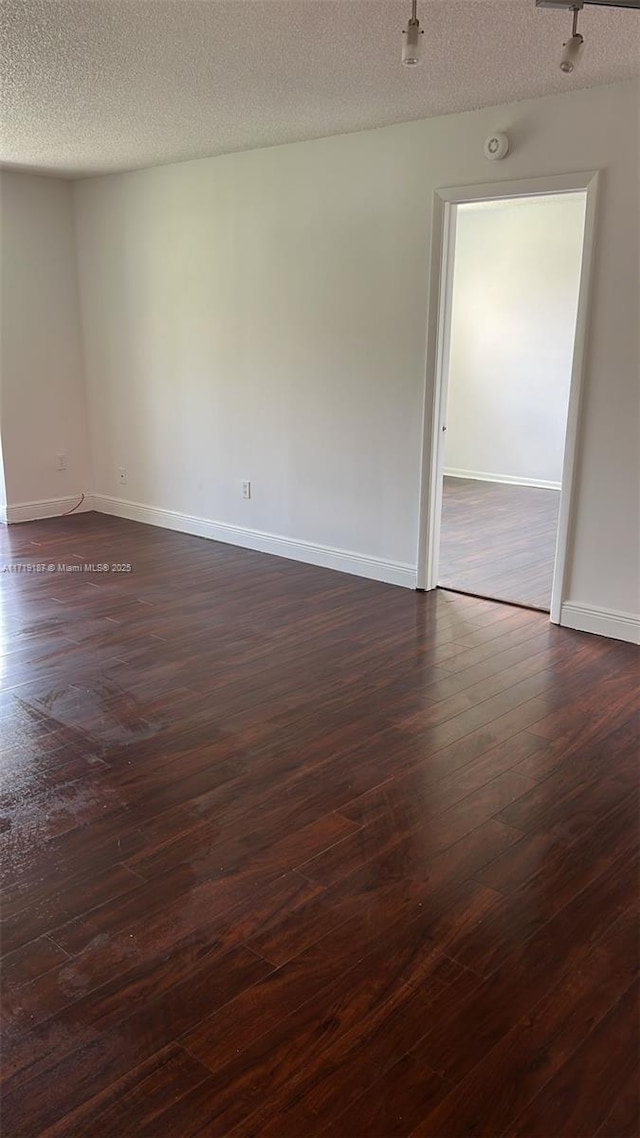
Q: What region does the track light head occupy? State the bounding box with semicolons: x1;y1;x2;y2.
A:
402;0;424;66
402;21;424;65
560;31;585;69
559;6;585;71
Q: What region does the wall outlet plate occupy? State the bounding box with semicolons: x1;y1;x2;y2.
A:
119;467;127;484
242;480;251;499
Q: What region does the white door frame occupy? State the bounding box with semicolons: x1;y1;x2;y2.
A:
415;170;600;624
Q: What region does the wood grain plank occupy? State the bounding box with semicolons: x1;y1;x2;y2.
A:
181;878;492;1077
409;905;638;1136
249;818;521;967
503;982;639;1138
299;773;531;887
1;936;70;989
400;850;638;1086
40;1045;212;1138
1;945;271;1135
2;513;637;1138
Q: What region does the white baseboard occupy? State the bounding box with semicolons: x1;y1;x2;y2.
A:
7;494;638;640
444;468;562;492
561;602;640;645
5;495;93;524
92;494;417;589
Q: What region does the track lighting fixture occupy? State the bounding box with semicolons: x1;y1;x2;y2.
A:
402;0;424;66
537;0;639;74
560;6;585;71
398;0;638;72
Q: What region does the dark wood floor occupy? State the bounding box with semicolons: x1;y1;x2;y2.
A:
439;477;561;610
1;513;638;1138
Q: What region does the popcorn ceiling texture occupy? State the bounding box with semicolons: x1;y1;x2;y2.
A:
1;0;639;177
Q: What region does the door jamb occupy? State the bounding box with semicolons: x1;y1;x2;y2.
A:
415;170;600;627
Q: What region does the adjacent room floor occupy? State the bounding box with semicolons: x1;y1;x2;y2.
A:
1;513;638;1137
439;476;561;610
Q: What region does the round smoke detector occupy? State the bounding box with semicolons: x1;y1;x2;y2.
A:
484;133;510;161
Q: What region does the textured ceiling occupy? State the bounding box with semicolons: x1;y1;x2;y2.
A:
1;0;639;177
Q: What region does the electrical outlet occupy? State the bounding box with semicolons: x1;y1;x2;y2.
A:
56;453;67;472
242;480;251;500
119;467;127;485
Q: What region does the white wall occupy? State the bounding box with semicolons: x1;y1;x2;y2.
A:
73;77;639;629
0;171;92;514
74;140;425;575
444;193;587;489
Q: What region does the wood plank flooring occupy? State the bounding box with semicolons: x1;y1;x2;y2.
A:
439;477;561;610
1;512;638;1138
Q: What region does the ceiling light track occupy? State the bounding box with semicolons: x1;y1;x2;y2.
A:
536;0;640;8
401;0;639;74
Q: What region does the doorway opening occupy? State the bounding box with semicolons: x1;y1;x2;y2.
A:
417;173;599;622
